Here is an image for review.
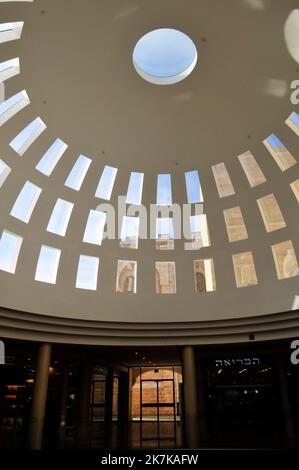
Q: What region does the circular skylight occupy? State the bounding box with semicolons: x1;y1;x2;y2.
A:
133;29;198;85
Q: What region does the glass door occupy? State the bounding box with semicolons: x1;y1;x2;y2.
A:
140;378;176;447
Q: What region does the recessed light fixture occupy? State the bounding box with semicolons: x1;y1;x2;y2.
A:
133;28;197;85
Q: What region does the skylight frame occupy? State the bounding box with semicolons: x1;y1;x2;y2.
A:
126;172;144;205
0;159;11;188
65;154;92;191
116;260;137;294
257;194;286;233
223;206;248;243
95;165;118;201
0;230;23;274
157;174;172;206
155;261;176;294
9;117;46;156
120;216;140;250
232;251;258;288
10;181;42;223
76;255;99;291
0;90;29;127
185;170;203;204
36;139;68;176
83;210;107;246
47;199;74;237
194;259;216;293
263;134;296;172
35;245;61;285
212;162;235;198
238;151;267;188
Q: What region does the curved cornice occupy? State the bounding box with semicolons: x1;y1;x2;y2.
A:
0;306;298;345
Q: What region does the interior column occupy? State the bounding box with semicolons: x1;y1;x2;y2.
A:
104;369;114;447
276;354;296;447
58;363;69;446
117;370;129;447
78;361;92;442
28;342;52;450
182;346;200;448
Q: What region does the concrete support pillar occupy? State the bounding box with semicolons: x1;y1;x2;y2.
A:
58;363;69;445
182;346;200;448
105;369;114;447
117;371;129;447
77;361;92;441
197;358;208;445
28;343;52;450
276;355;296;447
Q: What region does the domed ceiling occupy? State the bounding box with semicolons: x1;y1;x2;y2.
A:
0;0;298;324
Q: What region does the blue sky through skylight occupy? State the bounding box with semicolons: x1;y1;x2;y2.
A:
95;166;118;200
10;181;41;223
126;172;144;205
35;245;61;284
133;29;197;78
156;217;174;239
76;255;99;290
0;91;24;115
290;112;299;128
47;199;74;236
65;155;92;191
185;170;203;203
10;117;46;155
0;230;22;273
266;133;284;148
157;174;172;205
36;139;68;176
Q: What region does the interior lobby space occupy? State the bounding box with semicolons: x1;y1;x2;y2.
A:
1;0;299;454
0;338;299;450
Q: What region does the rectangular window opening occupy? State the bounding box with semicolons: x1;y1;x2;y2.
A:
185;170;203;203
0;230;23;273
257;194;286;233
0;22;23;44
263;134;296;172
65;155;92;191
0;159;11;188
238;151;267;187
290;179;299;203
156;217;174;250
286;112;299;137
116;260;137;293
9;117;46;156
83;210;107;246
35;245;61;284
36;139;68;176
76;255;99;290
0;90;29;127
212;162;235;198
10;181;42;223
194;259;216;293
95;166;118;200
0;58;20;82
232;251;258;288
126;172;144;205
155;261;176;294
157;174;172;206
188;214;211;250
224;206;248;242
120;216;140;250
271;241;299;280
47;199;74;237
